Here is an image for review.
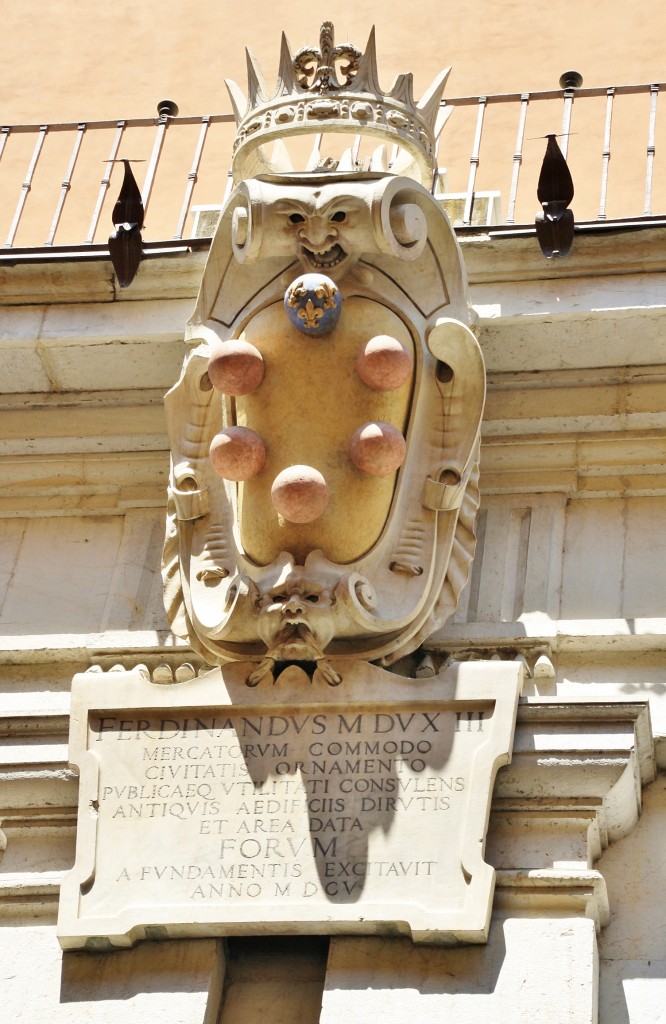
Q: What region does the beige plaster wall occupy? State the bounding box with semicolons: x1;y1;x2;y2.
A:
2;1;665;246
321;922;599;1024
5;0;665;123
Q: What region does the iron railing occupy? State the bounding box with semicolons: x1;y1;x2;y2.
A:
0;82;662;250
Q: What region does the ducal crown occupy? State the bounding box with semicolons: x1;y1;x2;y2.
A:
226;22;452;187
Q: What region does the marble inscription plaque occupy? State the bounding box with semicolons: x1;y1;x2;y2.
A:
57;660;522;949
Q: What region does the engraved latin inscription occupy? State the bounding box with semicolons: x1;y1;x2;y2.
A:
85;708;487;908
57;662;523;948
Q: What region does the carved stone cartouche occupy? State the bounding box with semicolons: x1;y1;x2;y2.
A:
162;26;486;679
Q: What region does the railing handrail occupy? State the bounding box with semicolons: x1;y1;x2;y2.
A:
1;114;236;133
442;81;666;106
3;82;665;133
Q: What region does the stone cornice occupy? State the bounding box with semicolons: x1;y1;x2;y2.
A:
0;248;207;307
1;223;666;306
459;222;666;283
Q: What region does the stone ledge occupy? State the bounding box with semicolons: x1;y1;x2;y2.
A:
434;620;666;654
1;226;666;397
0;872;63;922
0;249;208;307
495;869;610;932
0;869;613;932
460;223;666;284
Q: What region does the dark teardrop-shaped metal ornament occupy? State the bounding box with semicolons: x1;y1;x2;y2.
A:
535;135;575;258
108;160;145;288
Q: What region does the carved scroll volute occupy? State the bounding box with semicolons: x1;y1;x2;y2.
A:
423;318;486;512
230;179;263;263
163;346;241;651
375;177;428;261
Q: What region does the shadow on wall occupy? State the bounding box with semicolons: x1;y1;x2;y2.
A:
236;700;461;903
319;926;508;995
58;934;329;1023
0;512;169;637
454;496;666;627
60;936;223;1003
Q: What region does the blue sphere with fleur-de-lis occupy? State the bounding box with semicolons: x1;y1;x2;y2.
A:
284;273;342;336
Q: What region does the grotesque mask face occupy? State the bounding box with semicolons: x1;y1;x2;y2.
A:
255;572;337;662
272;191;368;280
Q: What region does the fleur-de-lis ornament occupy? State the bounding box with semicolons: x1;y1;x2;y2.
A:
298;299;324;329
314;280;338;310
293;21;362;93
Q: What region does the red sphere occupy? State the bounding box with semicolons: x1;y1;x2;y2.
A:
207;339;265;396
271;465;329;523
356;335;412;391
350;421;406;477
209;427;266;481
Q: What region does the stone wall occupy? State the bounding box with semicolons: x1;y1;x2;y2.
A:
2;227;666;1021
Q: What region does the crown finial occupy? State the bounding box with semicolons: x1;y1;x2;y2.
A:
292;21;362;93
225;23;452;186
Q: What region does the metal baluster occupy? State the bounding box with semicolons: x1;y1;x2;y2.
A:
560;89;575;159
0;126;10;166
4;125;48;247
221;169;234;207
557;73;583;171
598;88;615;220
644;84;659;215
85;121;125;244
45;123;86;246
462;96;486;226
142;100;179;222
173;116;210;240
506;93;529;224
